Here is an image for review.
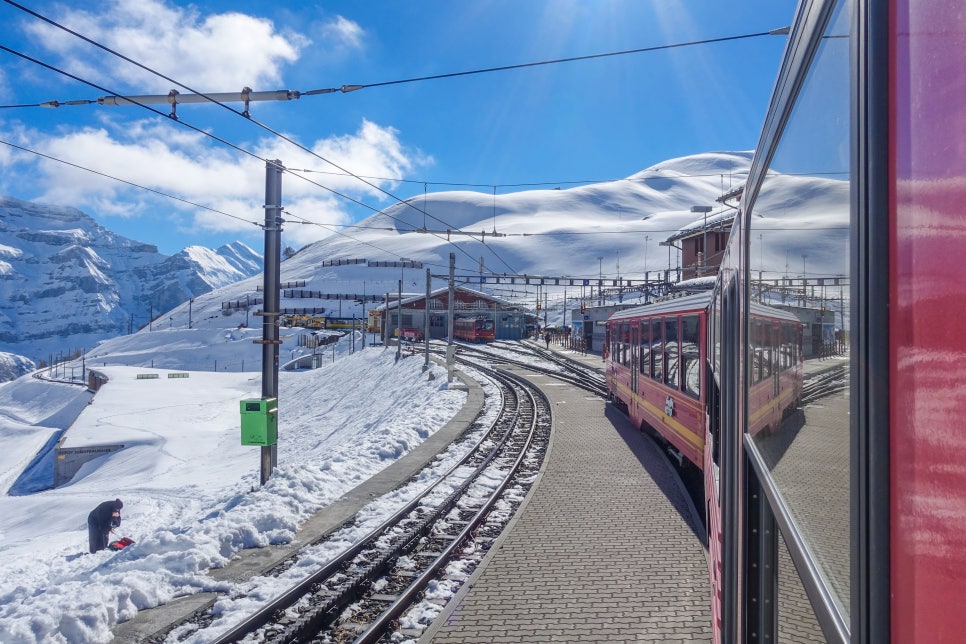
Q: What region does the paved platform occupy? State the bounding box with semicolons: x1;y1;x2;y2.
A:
422;346;712;643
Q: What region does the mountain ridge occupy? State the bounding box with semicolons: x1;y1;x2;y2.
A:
0;195;262;366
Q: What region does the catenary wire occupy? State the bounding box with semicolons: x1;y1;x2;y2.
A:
0;2;796;278
0;138;260;227
0;1;521;276
315;31;786;93
0;44;502;272
0;2;788;271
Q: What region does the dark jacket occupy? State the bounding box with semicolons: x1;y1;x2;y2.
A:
88;499;123;553
89;499;123;530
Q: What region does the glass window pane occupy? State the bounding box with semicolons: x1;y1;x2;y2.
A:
778;530;826;642
664;317;679;389
682;315;701;398
639;321;650;376
746;0;851;622
651;318;663;380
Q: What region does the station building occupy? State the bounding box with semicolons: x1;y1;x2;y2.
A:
369;286;536;342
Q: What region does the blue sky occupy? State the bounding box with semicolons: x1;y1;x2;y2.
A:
0;0;797;255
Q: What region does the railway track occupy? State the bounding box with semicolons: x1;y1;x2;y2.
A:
456;340;607;398
800;363;848;405
155;362;551;644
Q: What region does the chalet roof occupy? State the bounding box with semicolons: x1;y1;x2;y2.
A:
662;209;736;245
372;285;520;312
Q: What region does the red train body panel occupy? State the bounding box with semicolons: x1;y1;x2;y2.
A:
669;1;966;640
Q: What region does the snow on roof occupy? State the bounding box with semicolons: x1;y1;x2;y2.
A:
663;208;737;244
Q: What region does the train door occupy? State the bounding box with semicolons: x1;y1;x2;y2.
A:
719;275;739;644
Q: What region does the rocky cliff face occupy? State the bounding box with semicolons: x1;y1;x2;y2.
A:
0;195;261;365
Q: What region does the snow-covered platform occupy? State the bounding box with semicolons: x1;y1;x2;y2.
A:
54;367;260;486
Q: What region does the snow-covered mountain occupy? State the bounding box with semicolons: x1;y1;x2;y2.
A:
0;351;34;382
86;151;762;371
0;196;262;365
4;150;849;374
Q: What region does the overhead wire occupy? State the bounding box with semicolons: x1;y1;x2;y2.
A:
1;1;794;282
289;167;753;190
310;30;787;94
0;1;788;272
0;0;520;275
0;138;260;227
0;42;494;273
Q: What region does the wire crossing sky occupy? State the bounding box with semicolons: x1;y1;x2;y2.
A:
0;0;796;255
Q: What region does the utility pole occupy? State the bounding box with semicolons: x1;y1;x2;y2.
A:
424;267;431;371
396;278;403;363
257;159;283;486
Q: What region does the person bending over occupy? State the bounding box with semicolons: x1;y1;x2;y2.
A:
88;498;123;554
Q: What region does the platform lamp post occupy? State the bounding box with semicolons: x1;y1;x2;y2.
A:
644;235;651;303
691;205;712;274
597;256;603;306
802;254;808;306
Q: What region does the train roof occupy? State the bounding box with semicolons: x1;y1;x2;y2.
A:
749;301;803;323
606;291;803;324
607;292;712;321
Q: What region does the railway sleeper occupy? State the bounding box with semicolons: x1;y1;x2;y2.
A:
368;592;401;603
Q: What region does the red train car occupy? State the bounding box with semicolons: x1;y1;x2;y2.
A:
453;316;495;343
693;1;966;642
605;294;802;469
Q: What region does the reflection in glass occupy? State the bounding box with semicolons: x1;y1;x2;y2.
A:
682;315;701;398
651;318;663;380
639;322;650;376
746;0;851;622
778;530;827;642
664;317;680;389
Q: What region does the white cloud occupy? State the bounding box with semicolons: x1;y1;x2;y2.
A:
259;119;433;198
320;15;366;50
7;116;429;247
23;0;308;92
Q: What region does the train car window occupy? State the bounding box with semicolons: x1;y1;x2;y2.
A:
631;324;639;382
616;323;624;367
751;319;762;384
639;320;650;376
681;315;701;399
621;322;631;368
664;317;680;389
761;322;775;380
745;0;851;629
651;317;663;381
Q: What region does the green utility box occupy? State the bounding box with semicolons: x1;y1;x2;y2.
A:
240;398;278;446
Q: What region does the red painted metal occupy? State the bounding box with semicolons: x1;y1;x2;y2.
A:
891;2;966;640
